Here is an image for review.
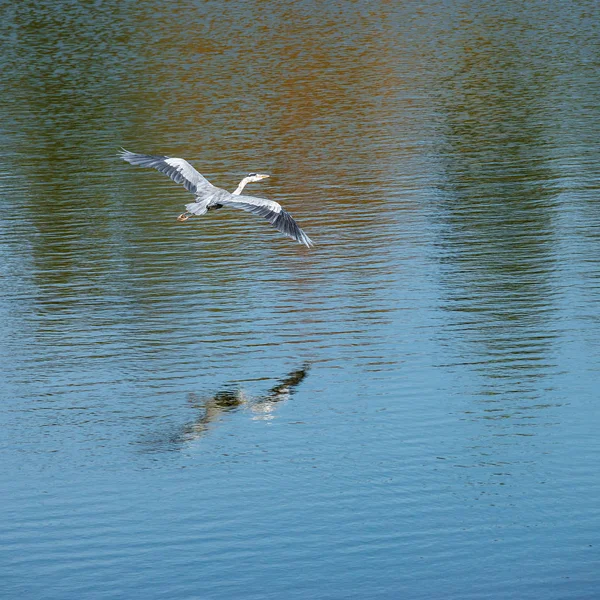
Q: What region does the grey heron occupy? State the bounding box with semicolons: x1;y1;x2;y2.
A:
119;150;313;247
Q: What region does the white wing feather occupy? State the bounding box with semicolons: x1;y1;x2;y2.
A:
119;149;216;196
219;194;313;247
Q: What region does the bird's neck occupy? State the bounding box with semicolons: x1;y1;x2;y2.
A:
233;177;250;196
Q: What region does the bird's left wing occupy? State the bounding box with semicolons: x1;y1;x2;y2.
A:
219;194;313;247
119;149;217;197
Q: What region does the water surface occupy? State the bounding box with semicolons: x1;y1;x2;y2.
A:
1;1;599;599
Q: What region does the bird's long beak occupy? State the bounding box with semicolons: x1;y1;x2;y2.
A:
257;174;270;180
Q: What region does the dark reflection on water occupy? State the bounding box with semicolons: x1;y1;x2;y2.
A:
1;1;600;599
427;4;596;400
419;7;599;496
434;57;561;398
145;364;310;451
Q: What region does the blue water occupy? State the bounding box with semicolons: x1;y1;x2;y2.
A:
1;1;599;598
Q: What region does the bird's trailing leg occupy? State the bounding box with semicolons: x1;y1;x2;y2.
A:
177;212;192;222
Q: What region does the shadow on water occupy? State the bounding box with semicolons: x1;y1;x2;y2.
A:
141;364;310;453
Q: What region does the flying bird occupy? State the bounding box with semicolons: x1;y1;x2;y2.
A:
119;150;313;247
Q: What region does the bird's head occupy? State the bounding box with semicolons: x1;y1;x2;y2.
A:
246;173;270;183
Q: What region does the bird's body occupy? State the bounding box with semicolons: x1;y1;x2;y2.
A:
119;150;313;247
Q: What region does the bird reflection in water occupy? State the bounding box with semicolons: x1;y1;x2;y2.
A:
167;364;310;448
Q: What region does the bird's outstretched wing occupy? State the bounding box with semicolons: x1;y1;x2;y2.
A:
219;194;314;247
119;149;217;196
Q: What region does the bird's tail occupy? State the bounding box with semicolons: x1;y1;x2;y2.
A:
185;199;209;216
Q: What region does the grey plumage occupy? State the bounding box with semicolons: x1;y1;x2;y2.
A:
119;149;313;247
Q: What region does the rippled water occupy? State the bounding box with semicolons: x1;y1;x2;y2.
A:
1;2;600;598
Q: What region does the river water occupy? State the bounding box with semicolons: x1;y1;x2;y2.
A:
1;2;599;599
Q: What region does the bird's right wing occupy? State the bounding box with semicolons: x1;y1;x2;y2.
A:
219;193;314;247
119;149;217;196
